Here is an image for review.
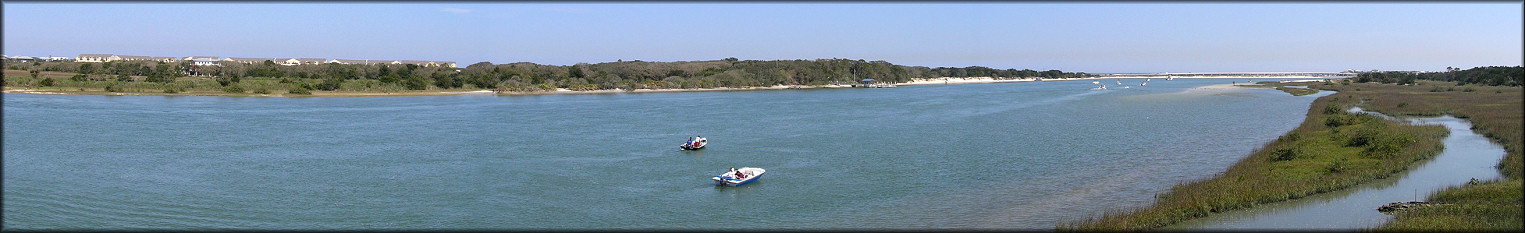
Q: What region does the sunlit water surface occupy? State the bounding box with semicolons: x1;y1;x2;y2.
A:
5;79;1326;229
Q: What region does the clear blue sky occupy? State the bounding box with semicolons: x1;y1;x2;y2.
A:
4;3;1520;73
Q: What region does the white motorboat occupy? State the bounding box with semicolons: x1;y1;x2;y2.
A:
712;167;765;186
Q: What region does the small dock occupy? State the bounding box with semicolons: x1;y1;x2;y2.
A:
854;78;896;88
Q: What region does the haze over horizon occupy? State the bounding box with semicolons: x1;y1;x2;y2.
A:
4;2;1521;73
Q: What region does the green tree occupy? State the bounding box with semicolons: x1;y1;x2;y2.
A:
404;75;428;90
30;70;40;79
569;65;586;79
40;78;54;87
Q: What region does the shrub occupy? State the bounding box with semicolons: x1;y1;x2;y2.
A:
1363;133;1412;159
70;74;87;82
1326;157;1349;174
1463;87;1476;92
103;84;122;92
288;88;312;95
253;88;270;94
222;85;244;93
1325;113;1371;128
39;78;54;87
314;78;343;91
115;74;132;82
1431;86;1445;92
1322;105;1344;115
1270;147;1302;162
1346;122;1387;147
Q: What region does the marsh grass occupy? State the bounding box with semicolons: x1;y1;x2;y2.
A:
1311;81;1523;231
1379;179;1523;230
1060;85;1450;230
1275;86;1320;96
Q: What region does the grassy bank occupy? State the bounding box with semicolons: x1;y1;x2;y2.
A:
1061;81;1451;230
1310;80;1523;231
1275;86;1320;96
1379;179;1522;230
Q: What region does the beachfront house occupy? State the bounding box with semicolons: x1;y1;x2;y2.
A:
396;60;458;68
116;55;152;61
275;58;302;66
150;57;180;63
76;54;119;62
183;56;218;61
400;60;432;67
224;57;274;64
296;58;327;65
191;58;222;66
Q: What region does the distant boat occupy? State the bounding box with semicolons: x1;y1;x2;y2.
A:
1091;85;1107;90
1167;75;1174;81
713;167;765;186
1092;81;1100;85
681;136;707;150
1116;80;1122;85
1140;82;1147;86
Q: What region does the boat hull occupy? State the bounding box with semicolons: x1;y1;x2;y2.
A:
713;174;761;186
712;167;765;186
680;138;706;150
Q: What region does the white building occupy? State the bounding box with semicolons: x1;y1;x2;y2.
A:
77;54;119;62
191;58;222;66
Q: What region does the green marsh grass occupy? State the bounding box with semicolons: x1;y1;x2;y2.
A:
1061;84;1450;230
1314;81;1523;231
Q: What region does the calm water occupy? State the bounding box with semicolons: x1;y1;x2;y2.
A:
1168;111;1508;230
5;78;1324;230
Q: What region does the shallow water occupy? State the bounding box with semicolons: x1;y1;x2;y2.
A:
1167;113;1508;230
5;78;1324;229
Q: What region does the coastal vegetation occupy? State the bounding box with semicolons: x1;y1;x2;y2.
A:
1328;72;1522;230
1275;86;1319;96
1063;70;1522;230
1060;84;1450;230
2;58;1093;96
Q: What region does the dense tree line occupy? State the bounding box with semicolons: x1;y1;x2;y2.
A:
7;58;1094;91
1356;66;1522;86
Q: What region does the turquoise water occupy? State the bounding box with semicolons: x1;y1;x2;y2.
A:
4;78;1325;229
